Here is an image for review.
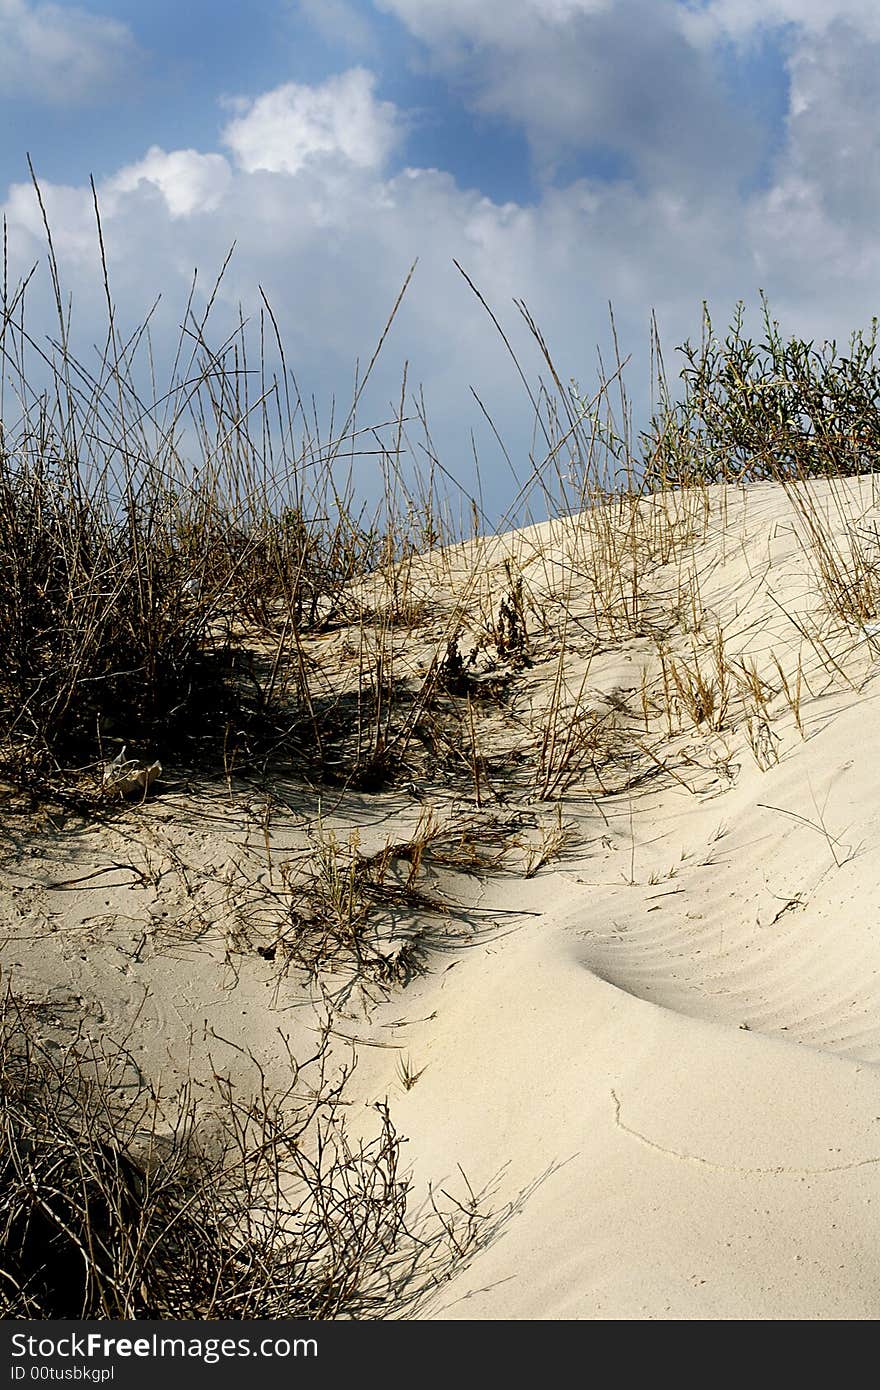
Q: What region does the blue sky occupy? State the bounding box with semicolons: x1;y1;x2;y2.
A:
2;0;880;518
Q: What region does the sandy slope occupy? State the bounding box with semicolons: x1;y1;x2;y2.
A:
5;475;880;1319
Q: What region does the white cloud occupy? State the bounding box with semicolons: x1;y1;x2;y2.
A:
679;0;880;47
295;0;378;54
738;16;880;335
375;0;613;48
0;0;138;105
4;177;95;261
375;0;763;193
107;147;232;219
783;19;880;215
382;0;880;47
222;68;401;176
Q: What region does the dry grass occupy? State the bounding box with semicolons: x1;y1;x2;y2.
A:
277;814;452;987
0;991;492;1319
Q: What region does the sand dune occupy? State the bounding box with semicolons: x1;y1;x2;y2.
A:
5;475;880;1318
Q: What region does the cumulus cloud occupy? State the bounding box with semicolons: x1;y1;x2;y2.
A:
4;177;97;263
783;19;880;217
737;16;880;337
106;147;232;219
0;0;138;105
222;68;401;176
375;0;764;193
